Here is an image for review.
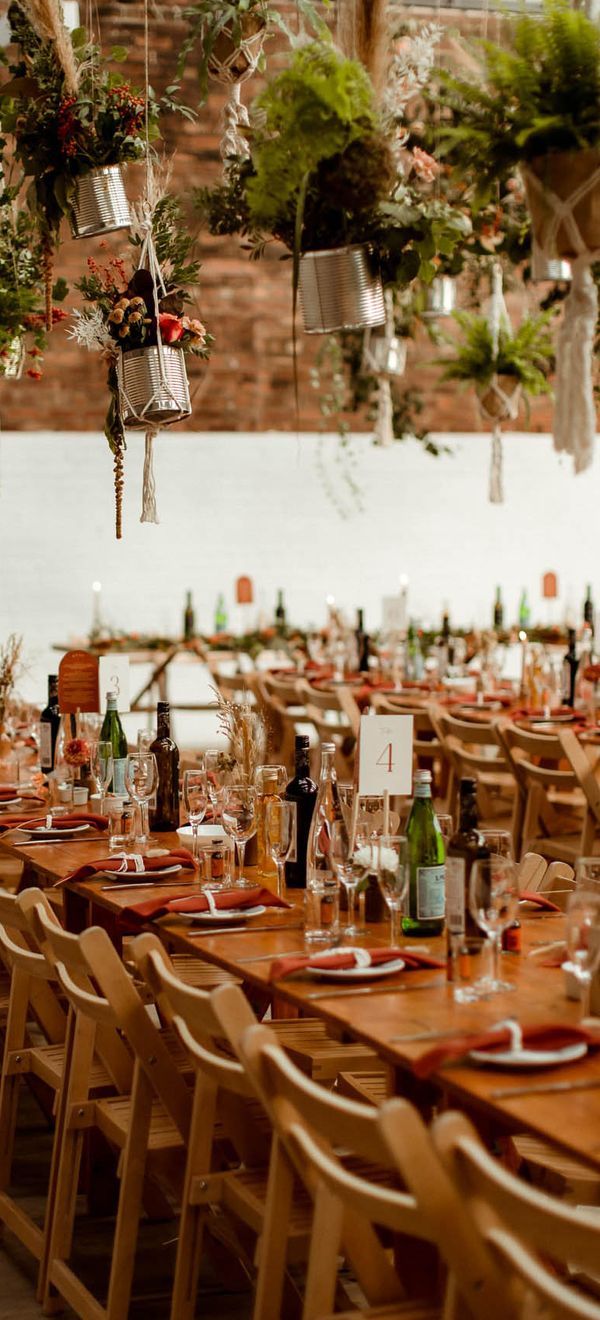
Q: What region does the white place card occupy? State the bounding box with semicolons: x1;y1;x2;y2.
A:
98;655;131;713
358;713;413;797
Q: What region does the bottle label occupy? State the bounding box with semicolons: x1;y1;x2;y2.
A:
445;857;466;934
416;865;445;920
112;757;127;797
39;723;52;770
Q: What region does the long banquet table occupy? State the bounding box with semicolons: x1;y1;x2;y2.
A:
3;826;600;1173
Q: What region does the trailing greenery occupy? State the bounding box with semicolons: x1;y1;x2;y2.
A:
178;0;328;101
0;201;67;372
438;309;555;397
435;0;600;199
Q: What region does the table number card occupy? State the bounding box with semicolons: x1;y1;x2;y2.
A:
358;714;413;797
98;655;131;713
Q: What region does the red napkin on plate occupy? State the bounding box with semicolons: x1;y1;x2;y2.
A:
519;891;561;913
123;884;291;923
59;847;197;886
269;946;445;982
412;1022;600;1080
0;811;108;834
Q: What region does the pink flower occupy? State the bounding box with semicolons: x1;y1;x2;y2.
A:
411;146;440;183
159;313;184;345
181;315;206;344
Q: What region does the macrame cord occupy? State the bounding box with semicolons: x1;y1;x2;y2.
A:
362;290;404;447
522;164;600;474
208;26;265;171
481;264;519;505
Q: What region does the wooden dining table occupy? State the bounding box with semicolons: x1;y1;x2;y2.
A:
2;822;600;1175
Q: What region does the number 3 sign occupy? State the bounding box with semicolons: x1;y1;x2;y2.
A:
358;714;413;796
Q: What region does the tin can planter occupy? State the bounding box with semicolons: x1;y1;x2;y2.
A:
70;165;131;239
523;149;600;259
207;13;266;82
423;276;457;320
530;241;572;283
299;245;385;334
0;337;24;379
117;346;192;428
477;375;521;422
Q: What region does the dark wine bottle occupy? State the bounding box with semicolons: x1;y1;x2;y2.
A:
183;590;195;641
445;778;489;978
39;674;60;775
275;589;286;632
284;734;317;888
584;584;595;635
563;628;579;708
148;701;180;832
493;586;504;631
355;608;370;673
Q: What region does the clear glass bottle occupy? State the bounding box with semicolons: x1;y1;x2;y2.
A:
255;765;282;878
305;742;347;943
403;769;445;937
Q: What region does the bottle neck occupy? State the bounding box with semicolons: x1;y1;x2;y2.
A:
413;782;431;800
319;750;336;783
48;677;59;704
458;795;478;831
106;700;118;716
157;710;171;738
294;746;311;776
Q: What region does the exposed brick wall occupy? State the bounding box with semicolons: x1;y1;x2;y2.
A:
0;0;554;435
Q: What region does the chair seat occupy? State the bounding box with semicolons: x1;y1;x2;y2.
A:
336;1070;390;1105
20;1042;113;1091
323;1304;440;1319
95;1094;185;1151
170;954;242;989
269;1018;379;1081
511;1134;600;1204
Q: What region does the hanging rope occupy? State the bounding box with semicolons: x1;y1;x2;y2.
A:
140;427;159;523
207;21;264;172
489;425;503;504
221;83;251;162
480;263;515;504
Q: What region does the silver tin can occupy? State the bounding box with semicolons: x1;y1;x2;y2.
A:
118;346;192;428
71;165;131;239
423;276;456;319
530;243;572;283
0;337;24;379
299;245;386;334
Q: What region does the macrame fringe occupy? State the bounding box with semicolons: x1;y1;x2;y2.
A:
489;426;504;504
374;376;394;447
221;84;250;165
113;441;124;540
553;257;597;474
140;427;159;524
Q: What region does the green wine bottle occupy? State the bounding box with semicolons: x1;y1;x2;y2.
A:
403;769;445;937
100;691;128;796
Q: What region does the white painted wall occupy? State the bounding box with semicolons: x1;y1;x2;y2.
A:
0;427;597;740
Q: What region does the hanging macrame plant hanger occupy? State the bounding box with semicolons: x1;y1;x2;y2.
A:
208;22;265;167
477;264;520;504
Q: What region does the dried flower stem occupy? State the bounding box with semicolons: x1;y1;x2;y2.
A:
42;236;53;332
114;440;124;539
21;0;80;94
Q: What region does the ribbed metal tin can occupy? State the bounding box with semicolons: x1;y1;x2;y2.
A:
299;245;385;334
0;337;24;379
70;165;131;239
117;346;192;427
423;276;456;320
530;243;572;283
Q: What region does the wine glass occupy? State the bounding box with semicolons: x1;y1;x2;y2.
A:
221;784;257;887
575;858;600;896
183;769;209;859
331;818;364;938
565;889;600;1018
469;856;519;994
125;752;157;847
377;835;409;948
137;728;153;756
479;829;513;860
265;798;295;899
205;749;234;823
91;740;113;803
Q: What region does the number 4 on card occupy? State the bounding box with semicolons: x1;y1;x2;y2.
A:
358;715;413;797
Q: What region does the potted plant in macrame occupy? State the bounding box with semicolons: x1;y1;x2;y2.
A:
438;307;554;420
1;0;158;324
0;200;68;378
70;193;212;539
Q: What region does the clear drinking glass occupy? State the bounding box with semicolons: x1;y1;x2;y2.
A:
479;829;514;860
125;752;157;847
205;749;234;824
92;740;113;803
331;817;364;938
377;835;409;948
265;798;295;899
469;855;519;994
221;784;257;887
565;889;600;1017
183;768;209;859
575;858;600;895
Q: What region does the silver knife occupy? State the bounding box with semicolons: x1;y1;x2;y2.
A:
187;923;304;937
491;1078;600;1099
303;979;444;1001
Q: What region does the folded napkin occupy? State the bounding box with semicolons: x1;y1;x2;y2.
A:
413;1022;600;1080
519;891;561;913
269;946;445;982
0;811;108;834
123;884;291;923
59;847;197;886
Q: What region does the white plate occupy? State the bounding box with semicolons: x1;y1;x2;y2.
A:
0;797;22;809
306;957;406;982
186;904;266;923
469;1042;587;1069
29;824;91;838
176;824;226;844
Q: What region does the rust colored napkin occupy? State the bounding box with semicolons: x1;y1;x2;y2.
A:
519;891;561;913
60;847;197;886
124;884;291;923
0;811;108;834
412;1023;600;1080
269;947;445;982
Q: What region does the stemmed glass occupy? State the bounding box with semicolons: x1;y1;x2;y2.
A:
205;749;234;824
480;829;513;860
469;855;519;994
377;835;409;948
91;741;113;804
565;889;600;1018
183;769;209;859
125;752;157;847
222;785;257;887
265;798;295;899
331;818;363;938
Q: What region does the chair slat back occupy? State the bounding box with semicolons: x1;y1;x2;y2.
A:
559;728;600;829
0;889;57;982
434;1109;600;1319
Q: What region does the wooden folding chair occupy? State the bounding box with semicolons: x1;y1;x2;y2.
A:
370;694;448;803
237;1012;508;1320
432;1108;600;1319
431;708;513;826
130;935;314;1320
496;719;590;863
252;673;308;771
295;679;359;780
